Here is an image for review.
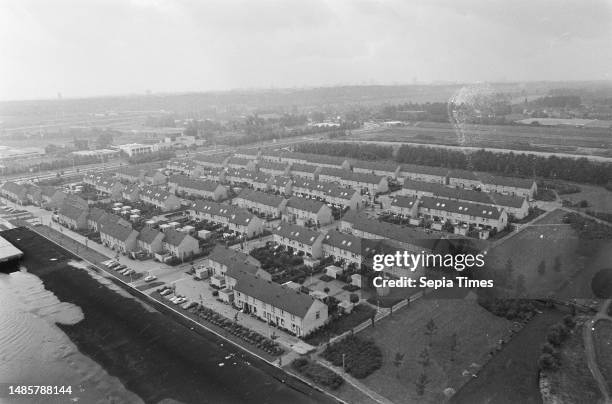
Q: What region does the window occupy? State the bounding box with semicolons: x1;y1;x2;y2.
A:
315;311;320;319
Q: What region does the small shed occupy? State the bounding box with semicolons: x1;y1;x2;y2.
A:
339;300;354;314
197;229;212;240
282;281;301;291
303;256;320;268
325;265;344;279
218;288;234;303
351;274;362;288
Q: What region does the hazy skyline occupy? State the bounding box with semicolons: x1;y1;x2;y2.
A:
2;0;612;101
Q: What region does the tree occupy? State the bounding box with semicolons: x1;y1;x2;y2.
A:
425;318;438;346
553;256;561;273
537;260;546;276
450;332;459;362
349;293;359;304
415;372;429;396
418;348;430;368
538;353;559;371
515;274;527;297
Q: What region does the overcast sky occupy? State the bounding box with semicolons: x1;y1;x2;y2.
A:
1;0;611;100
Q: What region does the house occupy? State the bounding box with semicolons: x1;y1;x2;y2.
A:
144;170;167;186
478;174;538;199
226;156;257;171
290;163;321;180
284;196;333;226
91;212;130;233
121;184;141;202
417;196;508;232
193;153;230;169
399;164;448;184
234;148;261;160
57;203;89;230
388;195;419;218
203;245;260;290
162;228;200;260
269;176;293;195
257;161;290;176
205;245;260;277
291;178;362;210
189;200;265;237
340;211;438;253
232;189;287;219
198;167;227;183
99;221;139;253
233;272;328;337
272;222;324;258
400;179;529;219
40;186;59;207
136;227;165;254
139;186;182;211
83;173;124;200
0;182;28;204
25;185;42;206
87;207;108;231
337;171;389;196
350;160;401;179
322;230;366;268
168;175;228;201
448;169;483;189
47;190;69;210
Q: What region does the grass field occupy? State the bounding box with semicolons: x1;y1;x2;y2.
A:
355;297;513;404
485;209;584;297
348;122;612;155
543;317;603;404
594;320;612;394
560;183;612;214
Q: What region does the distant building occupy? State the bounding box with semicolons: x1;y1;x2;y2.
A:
272;222;324;258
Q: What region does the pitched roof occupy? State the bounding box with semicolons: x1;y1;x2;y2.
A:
234;189;285;208
137;227;163;244
286;196;326;213
191;200;256;226
448;169;480;181
169;175;221;193
88;207;107;223
402;179;526;208
140;185;176;202
400;164;449;177
322;230;363;255
350;160;400;173
390;195;418;209
292;178;357;200
208;245;257;268
100;221;135;241
234;272;321;317
2;182;26;195
478;173;536;189
290;163;320;174
163;228;188;246
258;161;289;172
193;153;230;165
419;196;504;220
59;203;88;221
342;212;440;249
273;222;321;246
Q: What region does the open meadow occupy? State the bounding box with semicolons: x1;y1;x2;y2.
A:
355;296;513;404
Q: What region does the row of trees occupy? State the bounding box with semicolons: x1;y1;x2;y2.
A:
294;142;612;185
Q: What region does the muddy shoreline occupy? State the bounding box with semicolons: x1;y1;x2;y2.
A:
2;227;334;404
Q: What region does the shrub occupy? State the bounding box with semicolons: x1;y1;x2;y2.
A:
322;335;382;379
349;293;359;304
291;358;344;389
563;315;576;329
538;353;559;371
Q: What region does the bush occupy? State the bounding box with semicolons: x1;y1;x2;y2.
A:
322;335;382;379
538;353;559;371
563;315;576;329
349;293;359;304
291;358;344;390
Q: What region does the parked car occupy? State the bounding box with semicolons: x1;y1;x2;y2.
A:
123;269;136;276
144;275;157;282
174;297;187;305
182;301;197;310
115;265;127;271
160;289;173;296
